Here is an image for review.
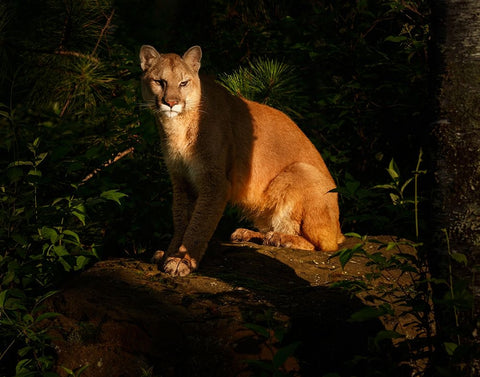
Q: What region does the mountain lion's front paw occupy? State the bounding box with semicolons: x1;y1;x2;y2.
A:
162;255;197;277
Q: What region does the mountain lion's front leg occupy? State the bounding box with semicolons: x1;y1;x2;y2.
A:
167;179;196;256
152;178;195;267
162;178;230;276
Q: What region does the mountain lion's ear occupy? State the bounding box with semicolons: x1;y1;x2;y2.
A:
183;46;202;73
140;45;160;71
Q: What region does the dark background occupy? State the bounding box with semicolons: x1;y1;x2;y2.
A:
1;2;443;375
0;0;432;251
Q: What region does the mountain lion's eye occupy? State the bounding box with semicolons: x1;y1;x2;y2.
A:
179;80;189;87
154;79;166;88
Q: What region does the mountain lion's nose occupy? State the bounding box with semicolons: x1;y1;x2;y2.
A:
163;99;178;108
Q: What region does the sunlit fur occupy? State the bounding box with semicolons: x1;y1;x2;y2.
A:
140;45;343;276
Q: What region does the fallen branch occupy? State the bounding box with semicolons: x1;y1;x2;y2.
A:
80;146;135;185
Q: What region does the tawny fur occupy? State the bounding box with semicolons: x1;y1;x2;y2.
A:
140;45;344;276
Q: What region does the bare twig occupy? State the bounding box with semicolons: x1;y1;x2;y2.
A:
92;8;115;56
80;146;134;185
0;337;16;363
361;16;395;39
59;83;76;118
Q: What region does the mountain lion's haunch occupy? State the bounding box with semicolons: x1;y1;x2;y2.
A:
140;45;344;276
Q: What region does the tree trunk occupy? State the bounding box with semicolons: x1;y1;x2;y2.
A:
430;2;480;372
432;0;480;256
430;2;480;373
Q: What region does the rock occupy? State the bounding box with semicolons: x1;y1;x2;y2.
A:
45;236;434;377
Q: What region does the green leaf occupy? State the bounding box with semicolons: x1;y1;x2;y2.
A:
60;366;74;375
35;290;60;305
75;255;90;270
16;358;33;375
52;197;67;206
3;269;16;285
18;346;32;357
0;110;10;119
27;169;42;177
367;252;387;265
450;252;468;266
74;365;90;376
53;245;69;257
58;256;73;272
22;314;34;324
349;304;392;322
63;229;81;244
387;159;400;181
8;160;34;167
36;355;55;370
386;242;397;251
12;234;28;246
385;35;408;43
330;279;368;292
373;184;396;190
72;203;86;225
389;192;400;204
39;227;59;244
272;341;301;369
444;342;458;356
338;248;356;268
101;189;128;205
400;177;413;194
428;277;448;285
374;330;403;347
0;289;7;308
244;323;270;338
35;152;48;165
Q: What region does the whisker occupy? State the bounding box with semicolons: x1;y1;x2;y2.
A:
137;100;159;114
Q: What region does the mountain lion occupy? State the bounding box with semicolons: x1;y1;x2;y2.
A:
140;45;344;276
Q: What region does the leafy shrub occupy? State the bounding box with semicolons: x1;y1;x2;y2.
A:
0;97;139;372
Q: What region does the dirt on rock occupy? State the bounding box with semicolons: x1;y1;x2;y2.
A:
45;236;434;377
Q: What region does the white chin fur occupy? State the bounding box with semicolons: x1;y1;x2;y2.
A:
160;104;182;118
164;111;179;118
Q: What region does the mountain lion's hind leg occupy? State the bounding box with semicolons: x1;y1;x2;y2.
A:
263;162;341;252
263;231;315;250
230;228;315;250
230;228;265;244
231;163;342;253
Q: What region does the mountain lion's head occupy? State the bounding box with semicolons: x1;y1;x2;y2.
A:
140;45;202;119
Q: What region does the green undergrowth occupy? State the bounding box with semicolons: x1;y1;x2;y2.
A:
324;156;479;376
328;232;478;376
0;105;129;375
